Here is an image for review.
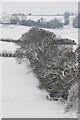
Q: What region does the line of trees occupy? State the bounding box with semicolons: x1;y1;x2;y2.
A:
1;11;79;29
9;17;63;29
5;14;79;29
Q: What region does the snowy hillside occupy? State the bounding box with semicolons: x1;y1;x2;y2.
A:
0;24;78;118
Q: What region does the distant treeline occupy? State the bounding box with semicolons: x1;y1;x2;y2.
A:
10;18;63;29
1;11;79;28
4;15;80;29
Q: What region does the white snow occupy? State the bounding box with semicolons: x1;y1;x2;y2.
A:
0;24;31;40
1;57;77;118
0;23;78;118
0;42;16;53
44;26;78;50
43;27;78;45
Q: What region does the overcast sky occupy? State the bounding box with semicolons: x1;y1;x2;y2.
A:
1;2;78;15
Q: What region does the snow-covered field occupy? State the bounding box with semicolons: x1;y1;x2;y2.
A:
1;57;77;118
0;24;30;40
0;24;78;52
0;42;16;53
45;27;78;45
0;24;78;118
0;24;78;44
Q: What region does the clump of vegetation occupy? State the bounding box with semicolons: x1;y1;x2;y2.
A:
15;27;77;102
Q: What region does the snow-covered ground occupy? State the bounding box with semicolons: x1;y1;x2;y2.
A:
0;42;16;53
0;24;78;118
0;24;30;40
1;58;77;118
